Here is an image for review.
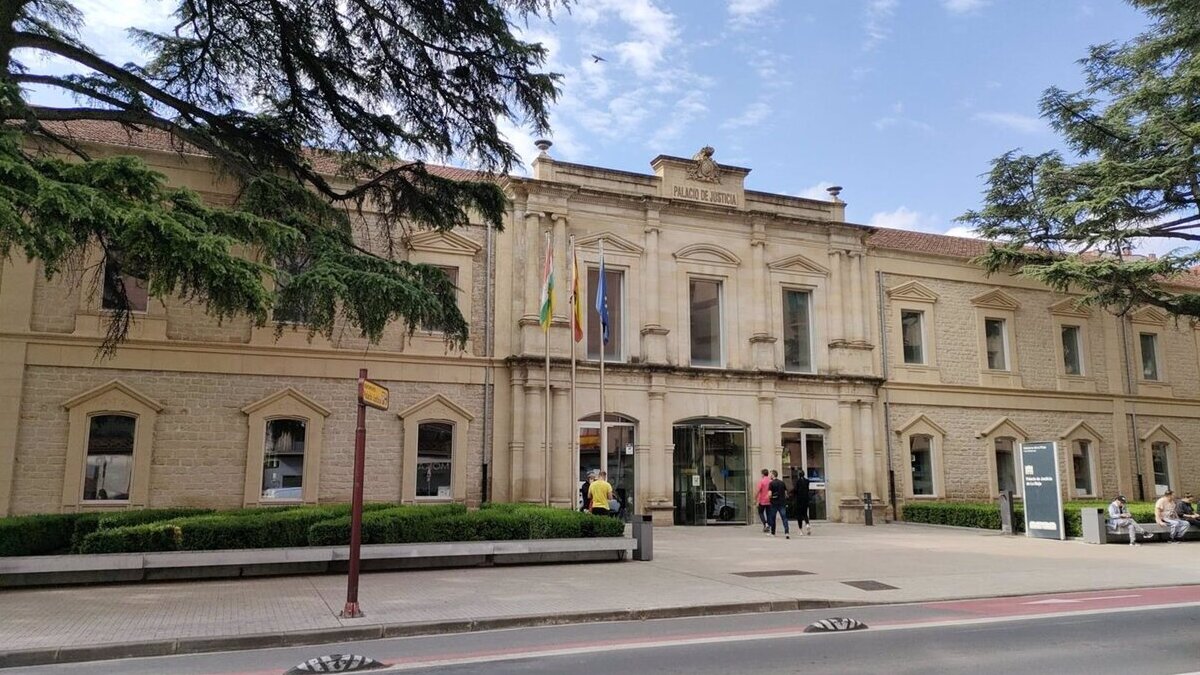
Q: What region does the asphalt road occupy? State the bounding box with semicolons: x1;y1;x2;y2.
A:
9;587;1200;675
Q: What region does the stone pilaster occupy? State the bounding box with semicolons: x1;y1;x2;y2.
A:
551;385;571;508
522;381;546;503
749;220;776;370
640;201;670;364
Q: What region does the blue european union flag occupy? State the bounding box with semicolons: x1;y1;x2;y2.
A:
595;255;609;345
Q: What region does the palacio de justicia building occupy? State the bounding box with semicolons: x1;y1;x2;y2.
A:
2;122;1198;524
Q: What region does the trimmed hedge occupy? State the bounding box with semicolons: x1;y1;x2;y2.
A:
0;513;80;557
307;504;469;546
903;500;1157;537
70;508;214;552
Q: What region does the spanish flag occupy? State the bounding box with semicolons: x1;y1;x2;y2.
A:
570;241;584;342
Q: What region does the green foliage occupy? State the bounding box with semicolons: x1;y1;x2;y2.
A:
960;0;1200;320
78;523;183;554
1;0;563;351
69;507;214;552
903;500;1158;537
0;513;79;556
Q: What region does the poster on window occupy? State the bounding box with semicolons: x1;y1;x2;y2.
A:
1020;441;1064;540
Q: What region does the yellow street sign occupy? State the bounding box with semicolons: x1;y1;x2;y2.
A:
360;379;389;411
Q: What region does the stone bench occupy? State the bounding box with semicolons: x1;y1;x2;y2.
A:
0;537;637;588
1079;508;1200;544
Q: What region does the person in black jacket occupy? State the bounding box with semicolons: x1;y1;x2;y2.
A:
792;467;812;536
767;470;790;539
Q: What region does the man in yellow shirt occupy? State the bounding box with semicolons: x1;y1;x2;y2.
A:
589;471;614;516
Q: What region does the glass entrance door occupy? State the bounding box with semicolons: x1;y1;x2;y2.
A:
673;421;749;525
782;426;829;521
579;416;635;519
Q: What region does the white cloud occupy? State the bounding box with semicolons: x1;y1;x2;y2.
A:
942;0;990;14
577;0;680;78
721;101;772;130
863;0;898;51
650;90;708;148
728;0;778;28
873;117;934;134
795;181;837;201
868;206;931;231
973;111;1045;134
942;225;982;239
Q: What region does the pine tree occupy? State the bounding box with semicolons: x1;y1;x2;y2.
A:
960;0;1200;319
0;0;561;351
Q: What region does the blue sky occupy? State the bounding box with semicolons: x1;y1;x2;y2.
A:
26;1;1165;245
505;0;1149;239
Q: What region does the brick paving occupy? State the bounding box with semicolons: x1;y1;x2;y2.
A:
3;522;1199;652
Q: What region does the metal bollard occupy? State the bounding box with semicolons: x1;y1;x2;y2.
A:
999;490;1014;535
632;514;653;561
863;492;874;526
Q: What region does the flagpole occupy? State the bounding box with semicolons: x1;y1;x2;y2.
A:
544;230;552;507
569;235;579;511
599;239;607;480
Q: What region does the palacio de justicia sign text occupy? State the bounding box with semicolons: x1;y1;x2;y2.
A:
671;184;739;206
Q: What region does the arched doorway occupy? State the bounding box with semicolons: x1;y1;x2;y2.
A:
672;418;749;525
578;413;636;520
781;420;828;521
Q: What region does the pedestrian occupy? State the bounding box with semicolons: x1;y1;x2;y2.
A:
579;472;595;512
792;468;812;536
1155;489;1189;543
755;468;771;532
1107;494;1152;545
588;471;614;517
1180;494;1200;528
767;469;790;539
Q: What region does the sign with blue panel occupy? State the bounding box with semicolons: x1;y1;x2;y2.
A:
1021;441;1064;540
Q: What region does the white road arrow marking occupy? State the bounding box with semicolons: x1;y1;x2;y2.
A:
1023;594;1141;605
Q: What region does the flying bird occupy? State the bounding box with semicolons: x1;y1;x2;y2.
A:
591;54;607;63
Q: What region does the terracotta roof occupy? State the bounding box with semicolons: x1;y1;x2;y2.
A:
32;120;487;182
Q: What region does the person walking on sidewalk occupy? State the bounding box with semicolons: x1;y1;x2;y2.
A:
1155;489;1189;543
589;472;613;517
792;468;812;536
1108;495;1151;545
756;468;771;533
767;470;790;539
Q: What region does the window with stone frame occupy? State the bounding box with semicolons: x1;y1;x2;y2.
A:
272;250;313;324
1060;325;1084;376
689;278;723;367
83;414;136;501
994;437;1018;496
909;434;934;496
901;309;925;365
1140;332;1160;381
1072;439;1095;497
101;250;148;313
587;266;624;361
416;422;453;498
984;318;1009;371
418;265;460;334
782;288;813;372
1152;441;1172;493
261;418;307;500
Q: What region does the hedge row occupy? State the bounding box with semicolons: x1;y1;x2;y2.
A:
902;500;1157;538
0;507;215;557
71;503;623;554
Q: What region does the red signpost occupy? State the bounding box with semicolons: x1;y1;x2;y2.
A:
342;368;389;619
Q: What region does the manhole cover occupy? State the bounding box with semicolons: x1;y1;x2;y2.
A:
285;654;386;674
733;570;814;578
804;618;868;633
841;579;897;591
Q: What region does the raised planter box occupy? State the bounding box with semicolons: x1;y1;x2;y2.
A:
0;537;637;588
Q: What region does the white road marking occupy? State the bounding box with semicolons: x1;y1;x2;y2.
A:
374;600;1200;672
1022;594;1141;605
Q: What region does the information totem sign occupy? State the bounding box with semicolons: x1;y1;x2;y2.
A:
1020;441;1065;541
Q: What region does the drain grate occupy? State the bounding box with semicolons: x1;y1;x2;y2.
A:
842;580;898;591
733;570;814;578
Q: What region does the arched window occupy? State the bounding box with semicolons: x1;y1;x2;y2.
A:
83;414;137;501
416;422;454;499
261;418;307;500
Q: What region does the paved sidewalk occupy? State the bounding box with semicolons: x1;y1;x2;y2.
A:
3;522;1199;658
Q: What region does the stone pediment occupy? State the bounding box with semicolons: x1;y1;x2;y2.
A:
895;413;946;436
575;231;644;256
767;253;829;277
1048;297;1091;318
970;288;1021;311
406;230;481;256
978;416;1028;439
886;280;939;303
398;393;475;422
1130;306;1168;325
1140;423;1181;445
241;387;331;417
64;379;164;412
673;243;741;267
1059;420;1102;441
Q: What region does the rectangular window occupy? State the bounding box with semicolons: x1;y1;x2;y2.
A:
984;318;1008;370
417;422;453;498
101;251;148;313
1061;325;1083;375
587;267;624;361
273;252;312;324
262;419;306;499
1072;440;1094;496
783;289;812;372
1140;333;1159;380
994;438;1017;495
901;310;925;364
1152;441;1171;493
910;435;934;496
83;414;136;501
419;266;459;333
689;278;723;367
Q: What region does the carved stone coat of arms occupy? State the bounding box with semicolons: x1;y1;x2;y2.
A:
687;146;721;184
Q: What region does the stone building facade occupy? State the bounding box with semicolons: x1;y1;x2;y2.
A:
2;124;1198;523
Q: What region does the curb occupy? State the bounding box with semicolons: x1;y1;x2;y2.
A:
0;598;855;669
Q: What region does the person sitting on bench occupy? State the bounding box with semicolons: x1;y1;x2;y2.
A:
1179;494;1200;528
1108;495;1152;545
